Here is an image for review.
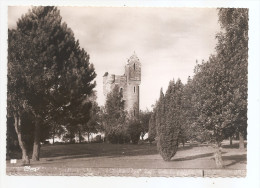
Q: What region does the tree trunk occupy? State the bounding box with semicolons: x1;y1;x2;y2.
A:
70;135;73;143
87;132;90;143
214;143;224;168
78;130;81;143
229;136;233;146
239;132;245;150
52;129;55;144
32;118;41;161
14;114;30;165
141;132;144;140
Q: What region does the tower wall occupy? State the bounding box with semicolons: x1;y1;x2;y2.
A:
125;83;140;117
103;73;115;96
103;74;127;98
125;53;141;117
114;75;127;100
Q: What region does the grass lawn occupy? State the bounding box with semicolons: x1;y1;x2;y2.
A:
6;140;246;176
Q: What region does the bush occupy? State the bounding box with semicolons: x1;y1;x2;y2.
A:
92;135;103;143
148;112;157;142
127;119;141;144
106;125;130;144
107;132;130;144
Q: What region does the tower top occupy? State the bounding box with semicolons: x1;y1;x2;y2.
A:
127;52;140;64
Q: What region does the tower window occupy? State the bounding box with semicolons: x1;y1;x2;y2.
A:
134;86;135;93
134;110;135;117
120;88;123;93
134;63;135;70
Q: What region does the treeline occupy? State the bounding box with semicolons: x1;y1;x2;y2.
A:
7;7;97;164
148;8;248;168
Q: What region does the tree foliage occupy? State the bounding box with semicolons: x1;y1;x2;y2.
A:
103;85;129;144
127;119;141;144
139;110;152;140
81;100;101;142
148;109;157;142
216;8;248;149
191;8;248;149
8;6;96;161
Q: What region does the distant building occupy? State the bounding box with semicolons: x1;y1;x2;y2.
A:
103;53;141;117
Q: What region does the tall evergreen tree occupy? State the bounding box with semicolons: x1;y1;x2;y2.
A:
157;79;183;161
179;77;193;146
148;101;159;142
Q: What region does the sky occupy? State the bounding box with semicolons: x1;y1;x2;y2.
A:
8;6;220;110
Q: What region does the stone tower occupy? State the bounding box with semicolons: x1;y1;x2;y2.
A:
103;52;141;117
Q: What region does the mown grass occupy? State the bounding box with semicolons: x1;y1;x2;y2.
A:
7;140;246;172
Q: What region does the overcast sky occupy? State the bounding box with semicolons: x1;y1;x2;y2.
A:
8;6;220;110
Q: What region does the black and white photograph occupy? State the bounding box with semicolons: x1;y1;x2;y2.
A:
1;1;260;187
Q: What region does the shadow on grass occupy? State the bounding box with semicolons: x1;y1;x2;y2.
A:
172;152;228;162
7;143;206;162
41;143;197;161
8;143;160;162
177;145;194;151
37;143;159;161
223;154;247;167
222;143;247;149
172;152;214;161
177;143;211;151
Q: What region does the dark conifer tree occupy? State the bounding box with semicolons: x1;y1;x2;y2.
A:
148;108;157;142
157;79;183;161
